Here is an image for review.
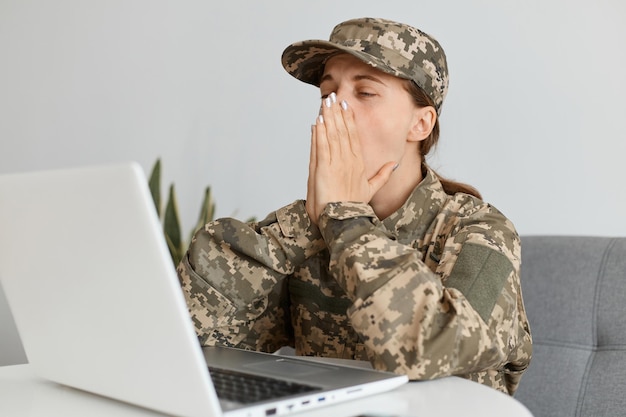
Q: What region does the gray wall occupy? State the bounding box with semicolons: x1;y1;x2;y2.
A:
1;0;625;365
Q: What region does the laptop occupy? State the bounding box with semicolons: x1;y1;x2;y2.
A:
0;162;408;417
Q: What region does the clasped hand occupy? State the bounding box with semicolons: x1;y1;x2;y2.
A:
306;92;397;225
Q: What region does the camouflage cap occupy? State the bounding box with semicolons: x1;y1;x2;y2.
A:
281;17;449;114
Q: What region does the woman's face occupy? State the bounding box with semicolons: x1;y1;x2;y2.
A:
319;54;421;179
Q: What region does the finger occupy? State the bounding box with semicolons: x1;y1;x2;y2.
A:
315;114;330;163
339;99;361;157
320;93;342;160
368;161;399;196
307;124;318;223
326;93;351;156
308;124;317;185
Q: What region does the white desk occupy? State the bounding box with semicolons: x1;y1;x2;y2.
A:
0;364;533;417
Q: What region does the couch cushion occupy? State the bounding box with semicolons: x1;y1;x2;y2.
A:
514;236;626;417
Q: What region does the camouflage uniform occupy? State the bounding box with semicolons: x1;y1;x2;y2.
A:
178;17;531;395
177;166;532;395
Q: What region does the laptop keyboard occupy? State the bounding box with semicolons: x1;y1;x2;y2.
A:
208;366;320;404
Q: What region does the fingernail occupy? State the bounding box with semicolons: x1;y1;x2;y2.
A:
318;115;324;124
325;96;332;108
330;92;337;103
341;100;348;110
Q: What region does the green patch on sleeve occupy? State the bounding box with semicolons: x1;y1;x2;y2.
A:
445;243;513;323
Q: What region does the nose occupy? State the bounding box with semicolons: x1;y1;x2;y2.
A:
334;86;346;102
334;89;352;113
323;89;349;109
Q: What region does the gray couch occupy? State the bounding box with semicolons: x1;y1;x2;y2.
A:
515;236;626;417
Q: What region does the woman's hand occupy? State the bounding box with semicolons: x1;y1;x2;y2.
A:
305;92;397;225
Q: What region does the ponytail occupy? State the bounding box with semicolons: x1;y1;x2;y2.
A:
432;170;482;200
404;81;482;200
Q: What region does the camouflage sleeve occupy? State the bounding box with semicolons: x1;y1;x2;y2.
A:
318;201;531;393
177;199;325;352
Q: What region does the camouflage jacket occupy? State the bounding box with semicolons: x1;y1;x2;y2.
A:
177;166;532;395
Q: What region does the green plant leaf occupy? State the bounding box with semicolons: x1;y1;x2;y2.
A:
148;159;162;218
190;186;215;242
149;158;255;267
164;184;183;265
164;233;184;268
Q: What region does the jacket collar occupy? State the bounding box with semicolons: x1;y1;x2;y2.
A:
381;164;448;241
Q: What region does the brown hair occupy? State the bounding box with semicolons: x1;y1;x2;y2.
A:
403;80;482;199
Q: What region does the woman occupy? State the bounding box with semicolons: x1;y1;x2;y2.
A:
177;17;532;395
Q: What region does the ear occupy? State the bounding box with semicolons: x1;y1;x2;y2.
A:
407;106;437;142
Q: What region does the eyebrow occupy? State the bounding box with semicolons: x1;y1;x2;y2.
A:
319;73;387;86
